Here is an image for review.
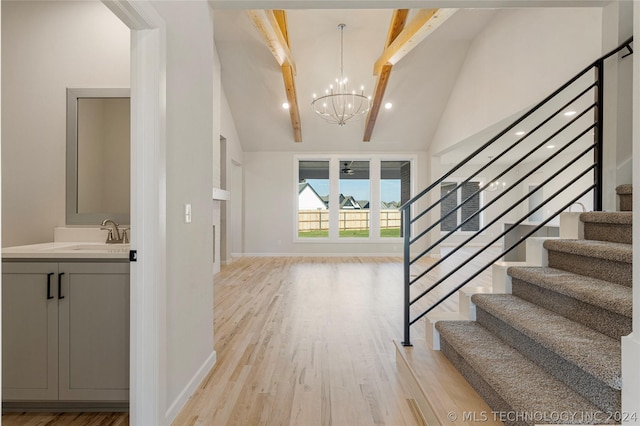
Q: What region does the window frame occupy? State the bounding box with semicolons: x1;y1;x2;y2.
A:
294;154;416;243
439;177;486;235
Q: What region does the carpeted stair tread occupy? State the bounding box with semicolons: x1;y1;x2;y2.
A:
616;185;632;211
436;321;613;424
580;211;632;225
616;184;632;195
471;294;621;390
507;266;632;318
579;212;632;244
543;239;632;263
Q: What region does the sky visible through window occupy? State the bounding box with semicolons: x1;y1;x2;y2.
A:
306;179;401;204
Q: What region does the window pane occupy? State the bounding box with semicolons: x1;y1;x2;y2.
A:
339;161;370;238
380;161;410;237
298;161;329;238
460;182;480;231
440;182;458;232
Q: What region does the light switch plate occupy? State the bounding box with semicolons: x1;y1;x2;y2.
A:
185;203;192;224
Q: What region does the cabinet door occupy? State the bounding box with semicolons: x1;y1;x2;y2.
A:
58;262;129;401
2;262;59;400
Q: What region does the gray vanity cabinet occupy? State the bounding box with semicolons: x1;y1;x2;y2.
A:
2;261;129;403
2;262;59;400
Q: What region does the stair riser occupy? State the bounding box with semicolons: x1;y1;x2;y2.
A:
439;338;528;426
583;222;632;244
511;278;631;340
619;194;632;212
476;308;620;413
547;251;632;287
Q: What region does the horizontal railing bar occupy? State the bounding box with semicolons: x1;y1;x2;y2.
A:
409;85;597;227
409;102;595;246
400;37;630;214
409;125;595;267
409;185;595;326
408;130;595;270
409;164;595;303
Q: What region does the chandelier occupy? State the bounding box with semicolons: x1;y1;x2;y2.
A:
311;24;371;126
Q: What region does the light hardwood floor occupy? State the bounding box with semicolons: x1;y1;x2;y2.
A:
3;251;495;425
173;256;424;426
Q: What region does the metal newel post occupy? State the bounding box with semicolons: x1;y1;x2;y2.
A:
402;207;412;346
594;59;604;211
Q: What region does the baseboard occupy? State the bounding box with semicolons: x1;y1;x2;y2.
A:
164;350;217;424
622;334;640;425
238;252;403;257
2;401;128;413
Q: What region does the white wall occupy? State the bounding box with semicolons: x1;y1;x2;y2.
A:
431;8;602;156
243;151;427;255
148;1;216;421
1;1;130;247
602;1;633;211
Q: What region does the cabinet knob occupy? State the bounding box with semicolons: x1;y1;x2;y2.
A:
58;273;65;300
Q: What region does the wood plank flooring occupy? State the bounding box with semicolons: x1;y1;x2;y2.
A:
0;412;129;426
3;250;497;425
173;256;424;426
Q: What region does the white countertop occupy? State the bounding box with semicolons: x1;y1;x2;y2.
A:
2;242;130;260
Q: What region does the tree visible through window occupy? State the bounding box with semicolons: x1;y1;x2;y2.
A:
440;181;481;232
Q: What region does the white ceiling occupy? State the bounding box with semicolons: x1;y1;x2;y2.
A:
213;8;497;153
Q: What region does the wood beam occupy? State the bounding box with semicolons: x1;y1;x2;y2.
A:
385;9;410;47
363;64;393;142
373;8;457;76
363;10;408;142
246;10;296;72
247;10;302;142
282;64;302;142
272;10;289;44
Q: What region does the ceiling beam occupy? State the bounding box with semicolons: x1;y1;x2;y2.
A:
246;10;296;71
282;64;302;142
247;10;302;142
363;9;408;142
373;8;457;76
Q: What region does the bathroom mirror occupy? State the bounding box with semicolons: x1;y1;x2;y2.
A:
66;88;130;225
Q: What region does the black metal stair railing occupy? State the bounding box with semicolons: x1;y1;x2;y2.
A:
399;37;633;346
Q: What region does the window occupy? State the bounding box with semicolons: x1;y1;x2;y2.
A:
298;161;329;238
380;161;410;237
440;180;481;232
296;156;414;241
339;160;370;238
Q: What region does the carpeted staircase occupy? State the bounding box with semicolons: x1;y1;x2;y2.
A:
435;185;632;426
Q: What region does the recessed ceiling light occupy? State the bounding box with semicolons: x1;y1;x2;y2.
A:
384;102;393;110
564;110;577;117
282;102;290;110
515;131;526;136
547;145;555;149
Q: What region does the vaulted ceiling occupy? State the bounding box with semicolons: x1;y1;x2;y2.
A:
213;8;497;153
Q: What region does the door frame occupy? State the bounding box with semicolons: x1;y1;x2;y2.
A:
100;1;166;424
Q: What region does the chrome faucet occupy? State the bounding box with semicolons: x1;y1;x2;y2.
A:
101;219;124;244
